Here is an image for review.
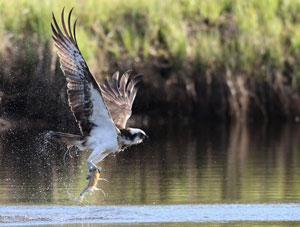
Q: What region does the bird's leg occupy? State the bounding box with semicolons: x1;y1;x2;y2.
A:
86;146;108;177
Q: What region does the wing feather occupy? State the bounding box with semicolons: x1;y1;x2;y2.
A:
120;70;131;95
100;71;142;129
127;75;142;104
51;8;116;136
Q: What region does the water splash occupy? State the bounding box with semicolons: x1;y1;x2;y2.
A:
38;131;54;156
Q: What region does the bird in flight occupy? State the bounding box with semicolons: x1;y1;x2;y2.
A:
50;8;148;175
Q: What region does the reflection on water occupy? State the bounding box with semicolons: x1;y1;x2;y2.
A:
0;122;300;205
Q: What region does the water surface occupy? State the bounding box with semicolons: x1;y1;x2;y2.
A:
0;122;300;225
1;204;300;226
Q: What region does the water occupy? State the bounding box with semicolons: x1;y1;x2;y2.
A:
1;204;300;226
0;122;300;226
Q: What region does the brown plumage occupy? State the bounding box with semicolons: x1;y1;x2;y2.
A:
100;71;142;129
51;8;101;136
51;8;142;135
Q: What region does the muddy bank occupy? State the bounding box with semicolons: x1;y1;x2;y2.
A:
0;41;300;125
134;58;300;122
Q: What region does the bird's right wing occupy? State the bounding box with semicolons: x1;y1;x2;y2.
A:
51;8;117;136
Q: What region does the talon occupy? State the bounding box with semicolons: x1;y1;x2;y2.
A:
87;162;101;173
96;167;101;173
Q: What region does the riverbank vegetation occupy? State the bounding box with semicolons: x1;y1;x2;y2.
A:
1;0;300;124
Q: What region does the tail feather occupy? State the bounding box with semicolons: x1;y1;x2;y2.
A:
46;131;82;147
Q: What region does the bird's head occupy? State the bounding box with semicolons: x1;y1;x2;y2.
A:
120;128;149;147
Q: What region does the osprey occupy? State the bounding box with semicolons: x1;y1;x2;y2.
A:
50;8;148;173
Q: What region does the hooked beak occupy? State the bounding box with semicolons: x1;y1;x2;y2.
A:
142;134;149;141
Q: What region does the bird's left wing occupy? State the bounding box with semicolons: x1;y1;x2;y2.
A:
100;71;142;129
51;8;116;136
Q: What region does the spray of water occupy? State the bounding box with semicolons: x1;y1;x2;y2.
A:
38;130;108;203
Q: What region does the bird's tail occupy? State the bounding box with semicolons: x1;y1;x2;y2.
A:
46;131;82;147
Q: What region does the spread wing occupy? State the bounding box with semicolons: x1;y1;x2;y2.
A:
51;8;116;136
100;71;142;129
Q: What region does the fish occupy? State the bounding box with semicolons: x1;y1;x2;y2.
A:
79;168;106;200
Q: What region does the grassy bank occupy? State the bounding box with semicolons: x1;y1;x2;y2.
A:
0;0;300;122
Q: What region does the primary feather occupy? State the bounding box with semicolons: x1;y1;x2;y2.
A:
51;8;116;136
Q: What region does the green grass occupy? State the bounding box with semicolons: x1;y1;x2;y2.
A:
1;0;300;86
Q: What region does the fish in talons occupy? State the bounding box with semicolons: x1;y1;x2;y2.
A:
79;167;107;200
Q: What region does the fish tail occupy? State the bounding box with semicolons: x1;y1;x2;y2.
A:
79;185;90;197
